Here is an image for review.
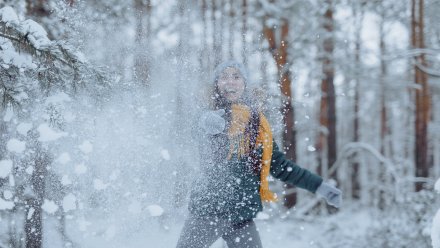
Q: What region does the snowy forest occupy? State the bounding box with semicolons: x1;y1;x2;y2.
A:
0;0;440;247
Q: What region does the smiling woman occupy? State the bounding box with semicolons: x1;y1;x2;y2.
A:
176;60;342;248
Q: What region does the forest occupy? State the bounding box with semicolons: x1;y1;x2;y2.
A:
0;0;439;247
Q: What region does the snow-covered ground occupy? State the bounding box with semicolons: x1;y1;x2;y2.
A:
40;204;374;248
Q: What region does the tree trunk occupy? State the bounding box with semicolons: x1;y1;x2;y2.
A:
25;147;50;248
199;0;210;79
263;18;297;208
134;0;152;86
26;0;50;18
25;0;53;39
350;1;364;200
411;0;431;191
228;0;235;59
317;0;337;181
212;0;221;66
173;0;192;209
219;0;225;60
241;0;247;65
25;198;43;248
378;5;391;210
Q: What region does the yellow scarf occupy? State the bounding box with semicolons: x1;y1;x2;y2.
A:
227;104;277;202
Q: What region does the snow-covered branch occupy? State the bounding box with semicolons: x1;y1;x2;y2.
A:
382;48;440;60
413;61;440;77
0;6;109;86
328;142;399;199
327;142;436;203
329;142;398;180
1;7;74;68
380;48;440;77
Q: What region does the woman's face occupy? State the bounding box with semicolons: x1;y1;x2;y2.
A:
217;67;245;103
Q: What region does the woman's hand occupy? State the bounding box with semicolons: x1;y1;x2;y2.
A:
198;109;226;135
316;181;342;208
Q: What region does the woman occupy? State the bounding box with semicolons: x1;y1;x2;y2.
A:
176;61;342;248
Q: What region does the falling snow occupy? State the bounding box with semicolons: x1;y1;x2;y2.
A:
6;138;26;153
37;123;68;142
0;160;13;178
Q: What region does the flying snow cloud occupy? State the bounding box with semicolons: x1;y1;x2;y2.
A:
37;123;68;142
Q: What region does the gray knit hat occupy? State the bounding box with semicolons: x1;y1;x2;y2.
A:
213;60;249;85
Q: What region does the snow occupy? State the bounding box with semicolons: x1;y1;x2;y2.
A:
54;206;375;248
433;210;440;248
109;170;120;180
79;140;93;154
433;178;440;248
0;198;14;210
27;207;35;220
0;159;13;178
3;107;13;122
57;152;71;164
20;19;52;49
3;190;12;200
6;138;26;153
74;163;87;174
45;92;71;104
77;218;92;231
161;149;171;160
105;225;117;240
435;178;440;193
9;175;15;187
256;212;270;220
307;145;316;152
0;6;19;27
146;205;164;217
17;122;32;135
0;38;36;69
61;175;72;185
128;201;142;214
12;91;28;101
37;123;68;142
62;193;77;212
42;199;59;214
25;166;34;175
74;51;87;63
93;179;108;191
64;111;76;122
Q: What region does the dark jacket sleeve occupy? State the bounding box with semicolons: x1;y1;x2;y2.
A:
270;141;323;193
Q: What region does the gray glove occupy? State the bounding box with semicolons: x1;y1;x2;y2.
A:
198;109;226;135
316;181;342;208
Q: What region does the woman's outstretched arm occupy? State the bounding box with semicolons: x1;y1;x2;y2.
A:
270;141;323;193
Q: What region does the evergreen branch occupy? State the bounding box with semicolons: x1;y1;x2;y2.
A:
0;24;75;69
0;20;109;86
